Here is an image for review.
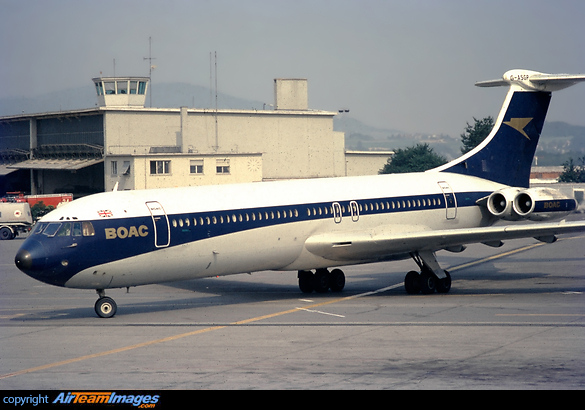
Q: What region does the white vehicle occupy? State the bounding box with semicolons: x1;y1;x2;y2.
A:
15;69;585;318
1;202;33;240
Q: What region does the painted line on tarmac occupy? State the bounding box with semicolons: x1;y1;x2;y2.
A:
0;286;398;381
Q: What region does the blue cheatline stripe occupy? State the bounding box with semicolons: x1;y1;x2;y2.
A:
34;190;492;286
103;190;492;246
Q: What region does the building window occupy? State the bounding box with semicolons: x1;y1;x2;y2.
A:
150;160;171;175
216;159;230;174
104;81;116;95
111;161;118;175
122;161;131;175
190;159;204;174
95;82;104;96
117;80;128;94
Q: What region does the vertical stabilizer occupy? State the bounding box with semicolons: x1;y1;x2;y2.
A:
434;69;585;187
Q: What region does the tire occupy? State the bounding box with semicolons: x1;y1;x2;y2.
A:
329;269;345;292
313;269;330;293
404;271;421;295
420;270;437;294
0;227;14;240
95;297;117;318
298;270;314;293
436;271;452;294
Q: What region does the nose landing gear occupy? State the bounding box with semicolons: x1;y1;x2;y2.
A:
95;289;117;318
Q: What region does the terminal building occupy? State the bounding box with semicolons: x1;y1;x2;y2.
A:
0;76;392;197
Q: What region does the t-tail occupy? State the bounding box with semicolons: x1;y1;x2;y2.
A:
434;69;585;188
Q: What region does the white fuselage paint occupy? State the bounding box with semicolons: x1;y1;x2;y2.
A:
44;171;501;290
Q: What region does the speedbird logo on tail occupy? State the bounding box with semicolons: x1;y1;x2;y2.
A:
503;117;533;140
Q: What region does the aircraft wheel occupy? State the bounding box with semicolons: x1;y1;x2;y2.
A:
404;270;421;294
298;270;314;293
436;271;452;294
420;270;437;294
329;269;345;292
95;297;117;318
313;269;330;293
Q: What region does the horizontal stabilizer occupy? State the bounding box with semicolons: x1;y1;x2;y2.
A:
476;69;585;92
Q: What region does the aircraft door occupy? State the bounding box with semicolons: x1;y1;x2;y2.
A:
146;201;170;248
332;202;342;223
437;181;457;220
350;201;360;222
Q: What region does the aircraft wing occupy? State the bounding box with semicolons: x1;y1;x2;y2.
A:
304;220;585;262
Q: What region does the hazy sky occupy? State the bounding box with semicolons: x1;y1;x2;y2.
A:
1;0;584;137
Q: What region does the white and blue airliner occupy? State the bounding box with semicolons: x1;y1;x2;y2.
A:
15;69;585;318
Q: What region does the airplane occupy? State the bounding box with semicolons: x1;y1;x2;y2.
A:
14;69;585;318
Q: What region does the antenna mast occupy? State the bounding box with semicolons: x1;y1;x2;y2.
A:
143;37;156;107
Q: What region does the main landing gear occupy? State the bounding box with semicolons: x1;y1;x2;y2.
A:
298;268;346;294
404;251;451;295
95;289;117;318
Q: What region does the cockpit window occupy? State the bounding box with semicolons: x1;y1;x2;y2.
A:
57;222;72;236
42;223;61;237
36;221;95;238
33;222;47;234
72;222;82;236
82;222;95;236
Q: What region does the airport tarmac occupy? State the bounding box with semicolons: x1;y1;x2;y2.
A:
1;222;584;390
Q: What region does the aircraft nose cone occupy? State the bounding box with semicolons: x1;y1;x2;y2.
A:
15;248;33;270
14;239;46;275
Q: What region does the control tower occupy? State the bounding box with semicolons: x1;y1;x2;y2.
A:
92;76;149;107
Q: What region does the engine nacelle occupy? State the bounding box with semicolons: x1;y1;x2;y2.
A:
486;188;522;221
513;187;577;221
486;187;576;222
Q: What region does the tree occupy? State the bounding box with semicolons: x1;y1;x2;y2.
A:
558;156;585;182
460;116;494;154
379;143;446;174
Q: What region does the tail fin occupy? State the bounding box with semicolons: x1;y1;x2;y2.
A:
435;69;585;188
